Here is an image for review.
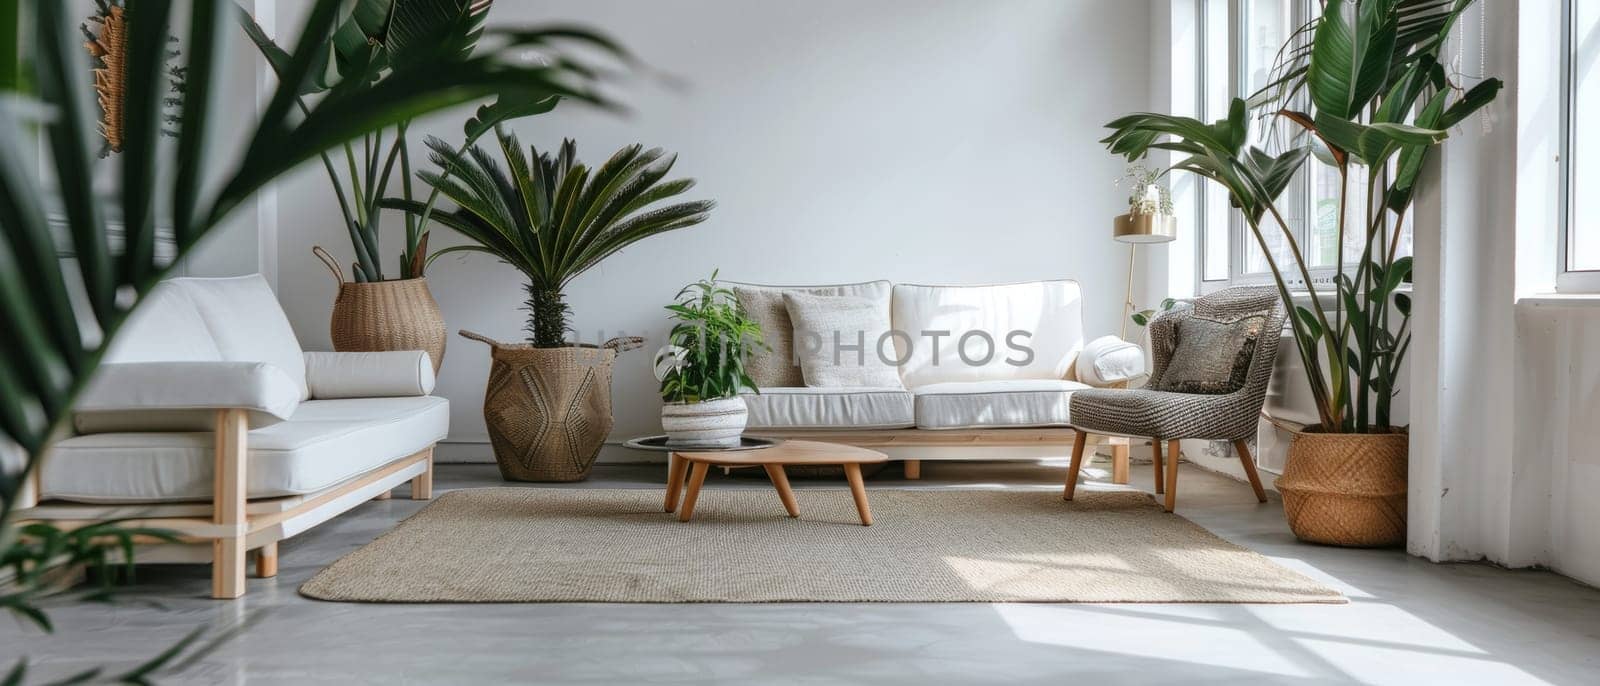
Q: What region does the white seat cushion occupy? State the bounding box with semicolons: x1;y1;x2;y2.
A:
40;396;448;503
912;379;1090;430
742;387;914;429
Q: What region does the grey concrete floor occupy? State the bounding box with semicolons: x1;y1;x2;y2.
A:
4;458;1599;685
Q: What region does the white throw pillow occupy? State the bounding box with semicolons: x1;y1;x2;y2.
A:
783;292;903;388
1076;335;1146;386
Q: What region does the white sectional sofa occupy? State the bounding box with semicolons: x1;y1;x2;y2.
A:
17;275;446;598
733;279;1144;479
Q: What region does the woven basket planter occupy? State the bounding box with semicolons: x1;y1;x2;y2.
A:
1275;427;1408;547
462;331;642;482
318;250;447;374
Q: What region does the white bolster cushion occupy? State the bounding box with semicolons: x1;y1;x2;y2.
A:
304;351;435;399
1075;335;1147;386
73;361;302;433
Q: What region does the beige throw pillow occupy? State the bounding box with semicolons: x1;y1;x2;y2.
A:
1151;314;1265;395
782;292;903;388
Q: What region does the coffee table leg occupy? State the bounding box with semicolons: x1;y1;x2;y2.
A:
664;452;690;513
678;461;711;522
843;463;872;526
764;465;800;517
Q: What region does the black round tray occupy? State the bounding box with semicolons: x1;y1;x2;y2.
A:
621;435;783;452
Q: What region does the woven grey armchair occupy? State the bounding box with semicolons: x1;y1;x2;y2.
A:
1065;286;1285;512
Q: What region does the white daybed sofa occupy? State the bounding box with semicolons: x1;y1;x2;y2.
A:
16;275;447;598
732;279;1144;480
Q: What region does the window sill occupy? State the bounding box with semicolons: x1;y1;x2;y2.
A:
1517;294;1600;309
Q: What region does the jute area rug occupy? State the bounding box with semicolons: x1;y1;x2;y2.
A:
300;487;1344;604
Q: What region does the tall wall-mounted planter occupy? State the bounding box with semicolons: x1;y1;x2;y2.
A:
1275;428;1408;547
319;248;447;374
461;331;643;482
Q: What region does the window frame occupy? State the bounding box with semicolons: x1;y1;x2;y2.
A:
1197;0;1388;294
1197;0;1234;288
1560;0;1600;292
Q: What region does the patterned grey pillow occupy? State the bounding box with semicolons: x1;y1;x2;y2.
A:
1151;314;1264;395
783;292;903;388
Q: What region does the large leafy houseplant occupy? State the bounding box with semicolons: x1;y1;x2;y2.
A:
387;128;712;480
0;0;623;675
1101;0;1501;434
239;0;587;282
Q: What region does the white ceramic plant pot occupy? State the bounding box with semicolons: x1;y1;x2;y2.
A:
662;396;748;449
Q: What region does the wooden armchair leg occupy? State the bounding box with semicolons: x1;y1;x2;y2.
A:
411;448;434;500
903;459;921;480
1163;439;1180;512
255;542;279;579
1151;439;1164;494
1062;431;1089;501
1233;440;1268;502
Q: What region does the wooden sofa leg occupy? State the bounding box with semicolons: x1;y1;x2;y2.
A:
212;408;249;599
1111;440;1130;485
903;459;921;480
1062;431;1088;500
255;542;279;579
373;490;392;501
411;448;434;500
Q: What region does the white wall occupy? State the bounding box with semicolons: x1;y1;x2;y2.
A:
265;0;1155;460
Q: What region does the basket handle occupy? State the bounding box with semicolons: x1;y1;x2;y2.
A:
312;246;346;286
603;336;646;353
458;329;500;348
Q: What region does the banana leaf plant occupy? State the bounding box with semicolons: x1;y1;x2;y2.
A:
238;0;626;281
0;0;625;675
384;128;714;347
1101;0;1501;433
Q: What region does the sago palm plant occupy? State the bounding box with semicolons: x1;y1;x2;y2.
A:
386;127;714;347
1100;0;1500;433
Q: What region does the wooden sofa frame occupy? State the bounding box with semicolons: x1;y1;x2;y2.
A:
17;408;435;599
754;428;1132;483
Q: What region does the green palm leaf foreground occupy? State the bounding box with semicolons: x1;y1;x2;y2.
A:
1101;0;1500;433
386;127;714;347
0;1;632;672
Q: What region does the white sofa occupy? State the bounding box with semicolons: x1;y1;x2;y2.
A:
17;275;447;598
734;279;1143;478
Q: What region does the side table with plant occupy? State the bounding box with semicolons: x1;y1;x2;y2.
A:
654;272;765;448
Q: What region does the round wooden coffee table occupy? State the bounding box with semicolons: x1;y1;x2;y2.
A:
664;440;889;525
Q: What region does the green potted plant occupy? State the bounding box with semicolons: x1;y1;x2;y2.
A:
654;272;765;447
388;128;714;481
240;0;592;374
1100;0;1501;546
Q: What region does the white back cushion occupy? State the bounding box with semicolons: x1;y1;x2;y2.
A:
892;280;1085;387
174;275;309;399
103;281;223;363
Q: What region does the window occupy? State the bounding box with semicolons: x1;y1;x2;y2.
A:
1196;0;1411;290
1563;0;1600;290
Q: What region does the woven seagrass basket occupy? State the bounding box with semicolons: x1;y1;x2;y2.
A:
318;247;447;375
462;331;643;482
1275;427;1408;547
